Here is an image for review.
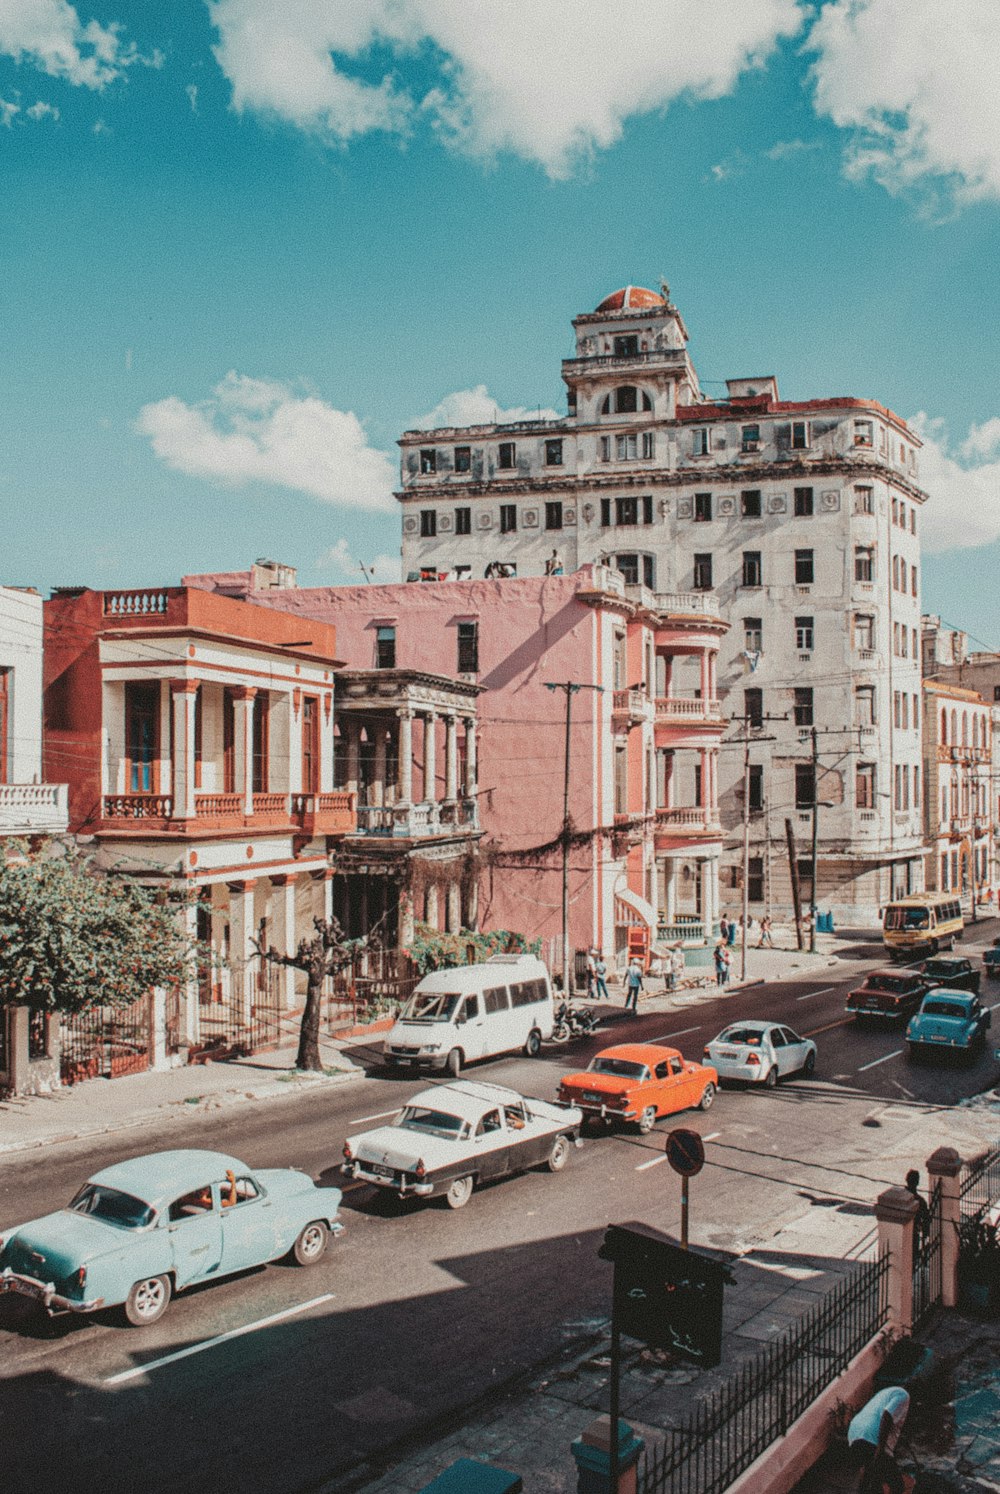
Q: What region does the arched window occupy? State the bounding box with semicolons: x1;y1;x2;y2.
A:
973;716;980;749
600;385;653;415
962;712;969;747
951;709;958;743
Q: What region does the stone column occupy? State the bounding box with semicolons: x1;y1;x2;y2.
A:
665;750;675;809
150;987;168;1071
170;680;200;820
663;653;673;699
424;712;438;802
270;875;298;1008
664;859;677;925
373;726;387;808
425;882;440;930
700;860;713;939
346;719;361;796
700;650;710;701
232;686;257;815
228;880;257;1023
875;1185;920;1336
182;897;200;1045
399;890;415;947
397;709;413;803
709;650;718;701
446;879;462;933
444;714;458;802
464;717;477;797
927;1146;963;1309
466;873;479;931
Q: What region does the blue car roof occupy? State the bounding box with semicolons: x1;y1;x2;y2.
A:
88;1150;248;1209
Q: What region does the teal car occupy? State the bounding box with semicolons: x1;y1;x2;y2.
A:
0;1149;342;1326
905;991;991;1063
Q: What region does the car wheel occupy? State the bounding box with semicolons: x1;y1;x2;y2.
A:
698;1081;716;1111
446;1047;463;1078
637;1105;657;1135
551;1021;571;1043
546;1135;571;1172
764;1066;778;1089
124;1274;172;1327
524;1029;542;1058
292;1220;329;1266
802;1051;816;1078
444;1175;474;1210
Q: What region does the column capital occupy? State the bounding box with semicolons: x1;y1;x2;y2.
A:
874;1186;921;1225
927;1146;962;1179
231;685;258;702
227;879;257;894
170;677;201;695
397;706;414;720
269;873;294;888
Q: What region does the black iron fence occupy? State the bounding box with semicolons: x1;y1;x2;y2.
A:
961;1142;1000;1220
196;964;286;1055
638;1255;889;1494
912;1177;943;1328
61;996;152;1083
324;948;420;1031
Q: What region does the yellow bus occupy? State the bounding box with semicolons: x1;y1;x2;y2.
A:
882;893;964;958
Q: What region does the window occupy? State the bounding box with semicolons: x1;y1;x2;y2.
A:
457;621;479;674
745;688;763;729
642;431;655;459
613;334;639;357
791;420;809;449
794;549;814;584
420;448;437;475
795;763;815;808
454;445;471;473
455;507;471;536
741;490;762;518
607;384;651;414
854;419;874;448
748;767;764;814
420;509;437;538
744;617;762;652
692;427;710;456
793;687;814;727
854;613;875;650
0;668;7;785
614;741;627;814
913;765;920;810
855;547;874;582
856;685;875;726
742;551;762;587
694;492;712;522
747;855;764;901
498;441;516;470
741;424;760;451
693;554;713;590
301;696;319;794
500;503;517;534
911;565;918;596
545;438;563;467
598;435;611;462
125;682;159;793
795;615;814;650
616;495;638;526
545;501;563;531
794;486;814;517
854;486;874;515
616;433;638;461
375;626;396;670
612;552;655;587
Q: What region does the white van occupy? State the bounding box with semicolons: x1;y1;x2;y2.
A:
383;955;555;1076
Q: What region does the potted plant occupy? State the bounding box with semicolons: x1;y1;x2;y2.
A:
957;1207;1000;1315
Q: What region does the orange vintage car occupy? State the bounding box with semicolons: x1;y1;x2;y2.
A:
556;1043;717;1134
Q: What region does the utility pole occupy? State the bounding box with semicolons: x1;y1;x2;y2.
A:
810;726;820;954
786;819;804;951
728;711;784;981
544;681;603;995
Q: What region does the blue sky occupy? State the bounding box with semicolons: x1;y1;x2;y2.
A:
2;1;1000;643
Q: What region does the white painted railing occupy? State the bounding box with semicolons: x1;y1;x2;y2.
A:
655;697;722;720
655;806;721;831
0;783;69;833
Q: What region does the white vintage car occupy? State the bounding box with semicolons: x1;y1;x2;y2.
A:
342;1080;582;1209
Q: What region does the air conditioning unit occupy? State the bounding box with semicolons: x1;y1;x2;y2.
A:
742;441;760;453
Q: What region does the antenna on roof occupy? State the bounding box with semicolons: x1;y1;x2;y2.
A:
358;561;375;584
659;275;670;302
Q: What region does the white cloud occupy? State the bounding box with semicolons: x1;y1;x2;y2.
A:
0;96;18;125
25;98;58;119
322;536;401;584
807;0;1000;205
0;0;141;88
911;412;1000;554
186;82;198;113
411;384;559;430
136;371;396;512
207;0;804;177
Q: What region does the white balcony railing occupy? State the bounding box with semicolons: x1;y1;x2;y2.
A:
655;697;723;722
0;782;70;834
655;806;722;832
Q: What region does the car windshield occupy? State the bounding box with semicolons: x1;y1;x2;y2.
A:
924;961;958;976
717;1028;766;1046
400;992;461;1022
863;976;910;993
588;1058;648;1079
397;1106;470;1140
922;1001;967;1019
884;906;929;930
68;1183;155;1230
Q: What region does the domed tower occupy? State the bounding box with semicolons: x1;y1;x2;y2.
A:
562;283;701;426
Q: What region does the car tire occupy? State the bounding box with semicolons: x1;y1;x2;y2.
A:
546;1135;571;1172
525;1029;542;1058
124;1274;172;1327
698;1081;715;1111
802;1051;816;1078
444;1175;474;1210
551;1021;571;1043
446;1048;463;1078
637;1105;657;1135
764;1066;778;1089
292;1220;329;1266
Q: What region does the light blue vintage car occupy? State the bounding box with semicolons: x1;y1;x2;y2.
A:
906;990;991;1063
0;1149;342;1325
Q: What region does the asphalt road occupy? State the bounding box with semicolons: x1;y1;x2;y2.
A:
2;925;999;1493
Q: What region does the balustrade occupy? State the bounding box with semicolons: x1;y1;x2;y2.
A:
655;696;722;720
655;806;721;830
103;794;173;820
195;793;242;818
102;589;170;617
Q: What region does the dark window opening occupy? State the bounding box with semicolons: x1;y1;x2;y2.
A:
795;764;815;809
742;551;762;587
455;507;471;536
694;492;712;522
793;687;814;727
745;688;763;729
376;626;396;670
419;510;437;538
420;449;437;475
748;768;764;815
794;486;814;517
500;504;517;534
498;442;516;470
741;490;762;518
544;438;563;467
795;549;814;584
457;621;479;674
454;446;471;473
693;554;713;590
613;335;639;357
545;501;563;531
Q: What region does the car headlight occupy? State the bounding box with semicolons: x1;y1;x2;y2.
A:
422;1044;441;1053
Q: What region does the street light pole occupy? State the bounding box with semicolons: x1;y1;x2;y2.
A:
544;681;603;995
810;726;819;954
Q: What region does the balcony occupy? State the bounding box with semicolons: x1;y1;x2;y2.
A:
655;806;722;835
100;790;357;837
0;783;69;835
655;696;723;725
352;798;479;840
612;689;651;728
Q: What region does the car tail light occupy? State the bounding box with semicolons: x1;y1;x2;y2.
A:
745;1052;760;1066
342;1142;353;1162
73;1266;87;1289
703;1048;711;1060
415;1158;426;1180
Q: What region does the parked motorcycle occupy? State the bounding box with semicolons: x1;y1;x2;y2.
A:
551;1001;601;1043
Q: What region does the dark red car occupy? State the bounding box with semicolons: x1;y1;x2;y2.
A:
846;970;928;1022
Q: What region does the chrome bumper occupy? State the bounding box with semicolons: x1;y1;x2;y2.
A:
0;1266;104;1314
342;1163;434;1196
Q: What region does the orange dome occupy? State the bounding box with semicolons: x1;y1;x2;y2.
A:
595;285;665;312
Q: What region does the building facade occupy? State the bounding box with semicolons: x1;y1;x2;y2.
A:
0;585;68;837
396;283;928;922
921;681;992;909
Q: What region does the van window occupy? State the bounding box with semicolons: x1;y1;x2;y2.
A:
483;986;509;1015
510;981;540;1008
462;995;480;1021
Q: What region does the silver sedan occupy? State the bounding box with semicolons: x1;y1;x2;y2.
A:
704;1022;816;1087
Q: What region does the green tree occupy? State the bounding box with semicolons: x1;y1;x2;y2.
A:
256;916;366;1072
0;844;196;1014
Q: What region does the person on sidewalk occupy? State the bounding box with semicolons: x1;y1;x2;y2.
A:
726;917;737;948
904;1169;932;1248
847;1386;913;1494
667;943;684;993
758;915;773;948
720;944;732;987
594;954;609;1001
624;958;643;1012
719;914;730;944
585;948;596;1000
714;942;728;988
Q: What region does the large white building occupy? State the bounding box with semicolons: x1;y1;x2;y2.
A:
397;283;927;922
0;585;68;837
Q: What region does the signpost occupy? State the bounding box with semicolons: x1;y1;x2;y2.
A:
665;1127;705;1250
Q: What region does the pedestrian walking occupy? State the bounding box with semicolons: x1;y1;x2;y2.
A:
666;943;684;993
721;945;732;986
719;914;730;944
586;948;596;1000
758;915;773;949
847;1386;914;1494
726;918;737;948
594;954;609;1001
714;942;727;987
624;958;643;1012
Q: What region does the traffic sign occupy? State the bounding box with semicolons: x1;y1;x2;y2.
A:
665;1128;705;1177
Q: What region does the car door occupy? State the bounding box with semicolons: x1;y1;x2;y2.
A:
779;1027;809;1073
457;994;487;1061
654;1056;687;1114
472;1108;511;1181
218;1175;280;1274
504;1100;546;1169
167;1185;224;1288
767;1027;791;1076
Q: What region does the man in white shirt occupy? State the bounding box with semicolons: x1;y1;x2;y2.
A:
847;1386;913;1493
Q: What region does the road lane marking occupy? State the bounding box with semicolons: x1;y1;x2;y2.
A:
636;1155;668;1171
350;1109;402;1126
703;1132;721;1142
104;1294;335;1386
802;1018;851;1037
797;987;835;1002
650;1026;702;1042
857;1050;903;1072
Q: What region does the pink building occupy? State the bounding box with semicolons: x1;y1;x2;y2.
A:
185;563;727;972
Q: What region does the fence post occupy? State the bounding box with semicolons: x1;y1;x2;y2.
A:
150;988;168;1071
875;1186;919;1336
927;1146;962;1309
